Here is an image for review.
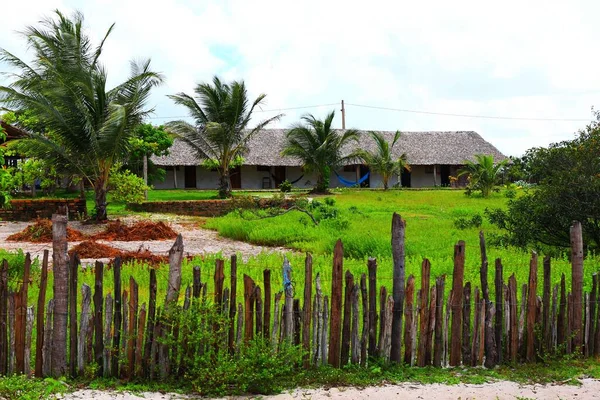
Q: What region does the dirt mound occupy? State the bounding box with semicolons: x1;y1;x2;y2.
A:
91;220;178;241
7;219;86;243
68;241;121;259
119;248;169;266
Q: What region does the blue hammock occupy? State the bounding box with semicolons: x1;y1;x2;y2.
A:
334;171;370;187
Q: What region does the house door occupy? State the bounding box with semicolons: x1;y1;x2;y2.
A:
184;166;196;188
401;169;411;188
360;165;370;188
230;166;242;189
440;165;451;186
273;166;286;187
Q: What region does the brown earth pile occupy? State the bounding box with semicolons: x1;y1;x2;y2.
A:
68;241;121;259
119;248;169;266
7;219;86;243
91;220;178;241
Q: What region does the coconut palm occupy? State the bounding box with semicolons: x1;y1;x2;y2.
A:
458;154;508;197
356;130;410;190
282;110;360;193
166;77;281;198
0;10;163;221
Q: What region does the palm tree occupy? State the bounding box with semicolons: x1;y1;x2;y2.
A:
458;154;508;197
356;130;410;190
166;77;281;198
282;110;359;193
0;10;163;221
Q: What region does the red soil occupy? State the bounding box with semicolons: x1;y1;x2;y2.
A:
7;219;85;243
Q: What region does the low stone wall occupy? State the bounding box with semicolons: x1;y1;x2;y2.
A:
0;198;87;221
127;198;296;217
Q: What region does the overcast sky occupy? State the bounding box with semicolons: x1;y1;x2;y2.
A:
2;0;600;156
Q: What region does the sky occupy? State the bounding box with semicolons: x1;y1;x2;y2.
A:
2;0;600;156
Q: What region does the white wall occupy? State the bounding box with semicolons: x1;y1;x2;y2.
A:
240;166;271;190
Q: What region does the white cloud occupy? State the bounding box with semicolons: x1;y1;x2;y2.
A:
2;0;599;156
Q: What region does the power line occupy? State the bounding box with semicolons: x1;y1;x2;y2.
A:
345;102;592;122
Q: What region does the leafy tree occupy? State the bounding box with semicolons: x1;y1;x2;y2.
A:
166;76;281;198
0;10;163;220
126;123;173;184
487;111;600;250
356;130;410;190
282;111;360;193
108;165;150;204
458;154;508;197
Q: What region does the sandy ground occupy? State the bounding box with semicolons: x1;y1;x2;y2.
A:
0;216;290;263
59;379;600;399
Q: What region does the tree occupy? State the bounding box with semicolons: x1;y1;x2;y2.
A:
356;130;410;190
487;110;600;250
0;10;163;220
166;76;281;198
457;154;507;197
126;123;173;186
282;111;359;193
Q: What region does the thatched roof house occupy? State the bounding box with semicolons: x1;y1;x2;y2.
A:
152;129;506;189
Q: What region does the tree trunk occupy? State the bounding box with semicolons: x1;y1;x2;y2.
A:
383;175;389;190
94;180;108;221
51;213;69;378
143;154;148;200
218;167;232;198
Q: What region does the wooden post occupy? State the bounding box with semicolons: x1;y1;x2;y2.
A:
377;286;387;357
360;274;368;366
192;267;201;299
24;306;33;377
558;273;566;348
426;285;436;366
570;221;584;352
69;254;79;377
566;293;573;354
495;258;503;364
595;277;600;356
313;274;322;365
417;259;431;367
214;259;225;311
526;252;538;362
404;275;415;365
51;213;69;378
283;258;294;341
14;254;30;375
143;269;157;377
255;286;263;337
367;258;378;357
462;282;471;366
542;256;551;354
433;275;445;367
227;256;237;350
243;275;255;341
136;303;146;378
472;288;481;366
341;270;354;366
484;301;497;368
552;284;558;353
112;257;122;377
450;241;465;367
322;296;329;364
0;260;7;375
271;292;282;347
128;277;138;380
293;299;301;346
78;284;92;375
390;213;406;364
382;295;394;361
121;290;129;378
351;284;360;364
328;240;344;367
508;274;518;363
34;251;48;377
302;255;312;368
8;293;14;374
263;268;271;340
42;299;54;377
93;261;104;375
236;303;243;349
103;294;113;377
589;274;597;356
165;234;184;305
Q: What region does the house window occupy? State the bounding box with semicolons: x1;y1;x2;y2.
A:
425;165;434;174
256;165;270;172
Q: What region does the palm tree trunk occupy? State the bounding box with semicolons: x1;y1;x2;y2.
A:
94;179;109;221
218;168;231;199
383;175;389;190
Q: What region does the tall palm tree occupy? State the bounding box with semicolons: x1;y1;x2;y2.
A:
356;130;410;190
282;110;359;193
166;77;281;198
458;154;508;197
0;10;163;221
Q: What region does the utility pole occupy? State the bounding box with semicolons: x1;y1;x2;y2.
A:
341;100;346;129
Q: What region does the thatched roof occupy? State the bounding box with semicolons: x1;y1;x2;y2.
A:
0;121;27;141
152;129;506;167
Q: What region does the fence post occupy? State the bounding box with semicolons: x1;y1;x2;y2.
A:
390;213;406;364
508;274;518;362
570;221;584;352
112;257;122;377
143;269;157;377
103;294;113;377
34;251;48;377
526;252;538;362
450;241;465;366
16;253;31;374
128;277;139;380
228;255;237;352
78;284;92;375
51;212;69;378
404;275;415;365
24;306;33;377
367;258;378;357
360;274;368;366
42;299;54;377
165;234;184;304
589;274;597;356
350;283;360;364
542;256;552;354
328;240;344;367
433;275;445;367
495;258;504;364
462;282;471;366
94;261;104;376
283;258;293;341
0;259;7;375
69;254;79;378
244;275;255;341
417;259;431;367
341;270;354;366
263;268;271;340
302;254;313;368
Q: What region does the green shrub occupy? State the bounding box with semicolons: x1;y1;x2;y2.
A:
454;214;483;230
0;374;67;400
279;179;292;193
109;166;149;204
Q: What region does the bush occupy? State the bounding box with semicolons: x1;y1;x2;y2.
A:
454;214;483;230
109;166;150;204
279;179;292;193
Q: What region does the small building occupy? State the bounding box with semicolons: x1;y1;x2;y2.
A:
151;130;506;189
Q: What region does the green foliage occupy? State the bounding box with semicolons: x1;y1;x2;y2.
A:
0;248;40;284
356;130;410;189
202;155;245;170
458;154;508;197
166;76;281;198
126;123;173;183
454;213;483;230
0;10;163;220
0;374;67;399
279;179;292;193
282;110;359;193
488;111;600;250
108;165;150;204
